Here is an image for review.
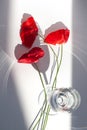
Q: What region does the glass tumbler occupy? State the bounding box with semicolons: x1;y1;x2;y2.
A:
49;88;81;112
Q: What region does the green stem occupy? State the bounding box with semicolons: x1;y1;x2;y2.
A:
49;45;59;88
40;101;48;130
34;63;47;98
42;105;50;130
41;45;63;130
52;44;63;89
49;45;58;57
29;33;64;130
29;101;45;130
30;63;47;130
29;104;43;129
40;106;46;130
32;101;47;130
32;111;43;130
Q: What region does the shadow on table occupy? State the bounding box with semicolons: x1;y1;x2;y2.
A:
0;0;28;130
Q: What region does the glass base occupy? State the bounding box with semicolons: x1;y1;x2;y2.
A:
38;87;81;115
50;88;81;112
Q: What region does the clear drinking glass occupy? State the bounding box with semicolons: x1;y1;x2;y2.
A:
38;87;81;114
49;88;81;113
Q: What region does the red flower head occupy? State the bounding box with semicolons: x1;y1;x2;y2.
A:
44;28;70;45
18;47;44;64
20;16;38;48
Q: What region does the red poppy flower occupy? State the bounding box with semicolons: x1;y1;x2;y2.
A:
18;47;44;63
20;16;38;48
44;29;70;45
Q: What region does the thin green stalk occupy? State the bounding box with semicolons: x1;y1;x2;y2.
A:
29;101;45;130
34;63;47;98
29;104;43;129
49;45;58;57
42;105;50;130
41;103;48;130
32;111;43;130
34;63;50;130
32;101;47;130
36;100;47;130
40;107;46;130
29;63;47;130
41;45;63;130
49;45;59;88
52;44;63;89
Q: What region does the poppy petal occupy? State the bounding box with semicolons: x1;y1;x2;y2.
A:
20;16;38;48
44;29;70;45
18;47;44;64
